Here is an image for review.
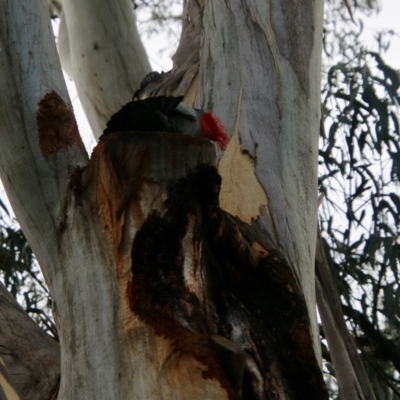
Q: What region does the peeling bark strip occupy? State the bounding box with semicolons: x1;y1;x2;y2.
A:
37;91;84;158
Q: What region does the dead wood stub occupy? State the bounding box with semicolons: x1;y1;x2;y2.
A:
91;132;327;398
125;161;327;398
133;0;202;98
36;91;85;158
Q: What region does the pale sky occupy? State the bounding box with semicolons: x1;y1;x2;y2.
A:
361;0;400;67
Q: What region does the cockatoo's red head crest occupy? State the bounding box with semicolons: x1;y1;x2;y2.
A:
200;112;229;150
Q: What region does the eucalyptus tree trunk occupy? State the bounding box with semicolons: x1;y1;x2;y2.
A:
0;0;329;399
200;0;324;356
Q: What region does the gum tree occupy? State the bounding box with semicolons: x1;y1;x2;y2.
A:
0;0;375;398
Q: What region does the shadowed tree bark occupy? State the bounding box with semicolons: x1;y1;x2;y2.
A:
0;283;60;400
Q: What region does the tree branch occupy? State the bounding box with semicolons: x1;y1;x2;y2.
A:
342;305;400;373
60;0;152;137
0;283;60;400
316;229;376;400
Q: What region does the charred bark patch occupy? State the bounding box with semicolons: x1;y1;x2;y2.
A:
125;159;327;399
37;91;85;158
208;213;328;399
128;164;236;399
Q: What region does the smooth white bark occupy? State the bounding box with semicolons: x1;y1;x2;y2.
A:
0;1;86;395
60;0;151;138
0;0;88;282
198;0;324;359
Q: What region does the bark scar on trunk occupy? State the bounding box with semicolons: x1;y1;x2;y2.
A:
127;164;237;400
37;91;85;158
